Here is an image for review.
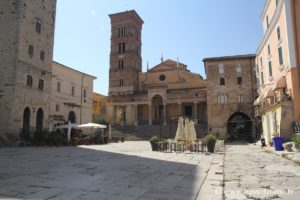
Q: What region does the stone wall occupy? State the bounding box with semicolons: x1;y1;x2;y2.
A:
0;0;57;140
204;55;257;137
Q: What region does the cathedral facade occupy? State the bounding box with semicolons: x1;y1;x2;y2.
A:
106;10;207;127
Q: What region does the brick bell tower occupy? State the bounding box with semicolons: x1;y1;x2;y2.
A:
108;10;143;96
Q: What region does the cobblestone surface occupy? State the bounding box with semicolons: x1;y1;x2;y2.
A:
224;142;300;200
0;142;223;200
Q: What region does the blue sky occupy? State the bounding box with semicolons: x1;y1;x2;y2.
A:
53;0;265;95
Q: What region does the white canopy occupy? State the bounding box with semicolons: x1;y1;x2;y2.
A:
77;123;107;129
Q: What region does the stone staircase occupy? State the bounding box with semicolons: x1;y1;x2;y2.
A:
111;123;208;141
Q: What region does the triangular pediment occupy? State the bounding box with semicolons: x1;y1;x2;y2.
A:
149;59;187;72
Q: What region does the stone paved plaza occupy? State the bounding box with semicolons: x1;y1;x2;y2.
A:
0;142;223;200
224;143;300;200
1;141;300;200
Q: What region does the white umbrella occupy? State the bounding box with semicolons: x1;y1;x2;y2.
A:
189;120;197;141
78;123;107;129
55;122;79;143
175;117;185;140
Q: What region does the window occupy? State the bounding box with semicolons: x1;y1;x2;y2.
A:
28;45;34;57
218;63;224;73
276;0;279;7
122;43;125;53
27;75;33;87
238;94;244;103
260;57;263;67
266;15;269;29
36;21;41;33
267;44;271;57
57;82;61;92
118;60;124;70
220;78;225;85
118;43;125;54
237;77;242;85
278;46;283;65
118;43;122;53
159;74;166;81
83;89;87;98
269;60;273;77
277;27;281;41
71;86;75;96
256;64;259;75
261;71;265;85
40;51;45;61
217;94;228;104
119;79;124;86
55;104;59;112
38;79;44;90
236;62;241;72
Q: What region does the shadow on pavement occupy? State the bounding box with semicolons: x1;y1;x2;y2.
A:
0;145;207;200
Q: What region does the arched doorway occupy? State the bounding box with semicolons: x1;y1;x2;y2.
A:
151;95;164;124
36;108;44;132
68;111;76;123
23;107;31;133
227;112;252;141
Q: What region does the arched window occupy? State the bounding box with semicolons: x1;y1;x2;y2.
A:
68;111;76;123
36;108;44;132
23;107;31;133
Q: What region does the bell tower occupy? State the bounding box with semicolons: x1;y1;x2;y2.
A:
108;10;143;95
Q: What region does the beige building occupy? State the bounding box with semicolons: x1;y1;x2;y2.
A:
0;0;57;140
203;55;257;141
255;0;300;145
92;92;107;122
50;62;96;128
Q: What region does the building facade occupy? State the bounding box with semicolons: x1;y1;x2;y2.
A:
255;0;300;145
203;55;257;140
0;0;57;140
92;92;107;122
50;62;96;128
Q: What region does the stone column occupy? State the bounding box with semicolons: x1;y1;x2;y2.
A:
178;101;182;117
111;105;115;125
134;104;138;126
163;103;167;125
194;102;198;124
148;103;152;125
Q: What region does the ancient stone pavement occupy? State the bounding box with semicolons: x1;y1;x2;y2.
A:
0;142;224;200
224;142;300;200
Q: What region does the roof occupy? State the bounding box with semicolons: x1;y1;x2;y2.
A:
109;10;144;24
53;61;97;79
149;59;188;72
202;54;256;62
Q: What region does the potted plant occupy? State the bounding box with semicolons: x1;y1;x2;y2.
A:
204;134;217;153
291;134;300;152
272;132;284;151
149;136;159;151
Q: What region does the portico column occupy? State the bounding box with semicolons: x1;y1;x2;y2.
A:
194;102;198;124
178;101;182;117
111;105;115;125
163;103;167;125
134;104;138;126
148;104;152;125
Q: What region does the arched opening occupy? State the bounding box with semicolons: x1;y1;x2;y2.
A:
68;111;76;123
36;108;44;132
23;107;31;133
227;112;252;142
151;95;163;124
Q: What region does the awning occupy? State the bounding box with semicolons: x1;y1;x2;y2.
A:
272;76;286;90
263;87;275;99
254;96;261;106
